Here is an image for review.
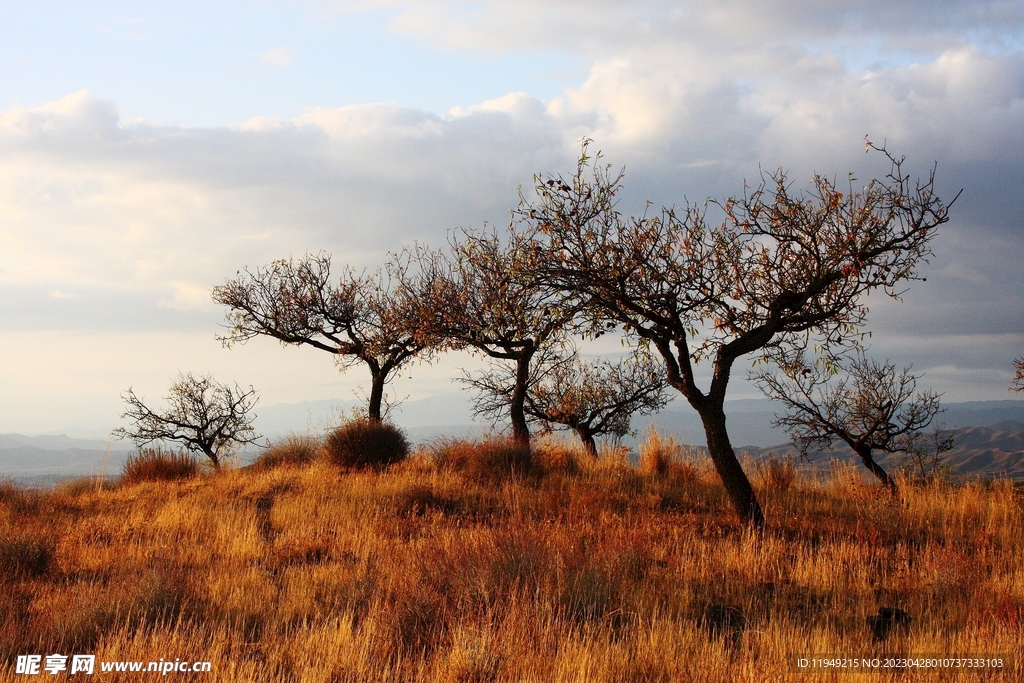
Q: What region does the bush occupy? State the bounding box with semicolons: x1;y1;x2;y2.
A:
252;434;321;470
121;447;201;485
323;419;409;469
428;437;533;482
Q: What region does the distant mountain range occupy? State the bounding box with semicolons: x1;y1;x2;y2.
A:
732;421;1024;481
3;397;1023;485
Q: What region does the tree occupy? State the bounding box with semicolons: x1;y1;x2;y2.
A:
521;140;955;526
411;228;576;445
755;351;953;492
211;252;432;423
461;348;669;456
113;373;262;469
1012;357;1024;392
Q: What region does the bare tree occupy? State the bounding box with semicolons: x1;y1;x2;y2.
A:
461;348;669;456
521;140;956;526
411;228;576;445
113;373;262;469
900;423;959;483
1012;357;1024;392
756;351;953;491
211;252;433;423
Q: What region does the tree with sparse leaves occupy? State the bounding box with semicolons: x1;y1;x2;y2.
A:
411;228;576;446
521;139;956;526
755;351;953;492
1011;358;1024;393
212;252;435;423
461;348;669;456
113;373;262;469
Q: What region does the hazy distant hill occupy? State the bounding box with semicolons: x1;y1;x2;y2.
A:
3;397;1022;485
0;433;133;486
741;421;1024;480
913;421;1024;479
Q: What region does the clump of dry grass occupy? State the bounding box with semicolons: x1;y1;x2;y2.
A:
638;425;686;476
527;434;582;476
0;439;1020;682
0;527;54;579
427;436;533;482
252;434;322;470
0;478;45;515
324;419;410;469
120;447;201;485
755;453;796;493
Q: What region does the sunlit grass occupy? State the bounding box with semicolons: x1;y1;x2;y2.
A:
1;433;1021;682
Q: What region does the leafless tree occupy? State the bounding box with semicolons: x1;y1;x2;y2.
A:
520;140;956;526
410;228;576;445
113;373;262;469
756;351;952;491
211;252;434;422
461;348;669;456
1011;357;1024;392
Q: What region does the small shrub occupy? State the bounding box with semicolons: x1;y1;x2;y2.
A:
121;447;201;486
252;434;321;470
324;419;409;469
428;437;533;482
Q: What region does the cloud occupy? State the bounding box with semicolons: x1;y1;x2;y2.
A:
375;0;1024;56
259;45;296;67
1;2;1022;431
0;91;578;336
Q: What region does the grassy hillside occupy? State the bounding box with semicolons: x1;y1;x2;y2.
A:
1;435;1022;682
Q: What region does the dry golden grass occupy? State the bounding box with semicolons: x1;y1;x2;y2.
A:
251;434;322;471
121;447;202;485
1;433;1022;682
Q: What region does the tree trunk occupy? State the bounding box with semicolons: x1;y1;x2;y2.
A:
509;353;532;446
854;445;898;493
203;447;220;470
698;404;765;527
574;426;598;457
367;369;385;424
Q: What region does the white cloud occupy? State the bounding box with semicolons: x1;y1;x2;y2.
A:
259;45;296;67
1;2;1023;431
158;281;218;312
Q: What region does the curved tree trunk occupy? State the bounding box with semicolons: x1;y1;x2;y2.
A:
574;426;598;457
699;404;765;527
203;446;220;470
854;445;898;493
509;353;532;446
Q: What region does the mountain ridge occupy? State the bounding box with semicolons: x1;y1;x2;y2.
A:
4;397;1023;485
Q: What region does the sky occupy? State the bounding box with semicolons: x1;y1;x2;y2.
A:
0;0;1022;435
